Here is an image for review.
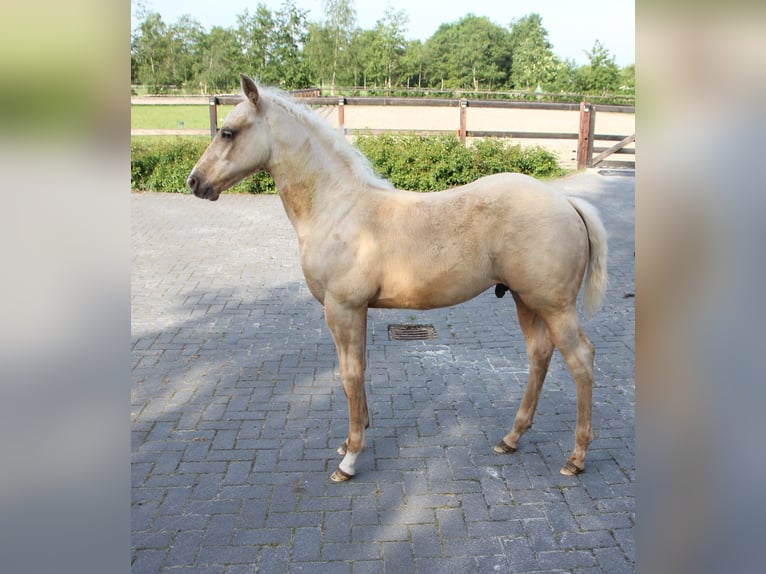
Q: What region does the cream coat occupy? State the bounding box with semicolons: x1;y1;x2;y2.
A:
188;75;607;480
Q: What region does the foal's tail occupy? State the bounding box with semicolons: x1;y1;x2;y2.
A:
568;197;608;318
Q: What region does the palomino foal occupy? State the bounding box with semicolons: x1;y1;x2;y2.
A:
187;74;607;481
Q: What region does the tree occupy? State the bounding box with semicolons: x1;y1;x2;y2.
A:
131;0;149;83
131;12;206;91
132;13;174;90
424;16;512;91
169;15;206;88
507;14;560;90
349;29;381;88
619;63;635;93
195;26;242;93
375;5;409;89
130;6;632;97
549;58;578;94
401;40;426;89
574;40;621;94
268;0;312;88
234;2;311;88
235;5;274;77
322;0;357;92
305;22;335;87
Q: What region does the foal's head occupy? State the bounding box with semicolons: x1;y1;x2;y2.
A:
187;74;272;201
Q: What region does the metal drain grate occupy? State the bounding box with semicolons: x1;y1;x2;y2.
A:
388;324;438;341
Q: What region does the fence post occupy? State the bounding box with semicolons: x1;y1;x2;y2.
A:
458;99;468;143
208;96;218;140
576;101;595;170
338;97;346;134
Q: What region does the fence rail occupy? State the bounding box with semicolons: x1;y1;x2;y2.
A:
131;84;635;104
130;94;634;170
206;95;634;170
209;95;634;113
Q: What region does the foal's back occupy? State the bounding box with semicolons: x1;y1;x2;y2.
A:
359;173;590;311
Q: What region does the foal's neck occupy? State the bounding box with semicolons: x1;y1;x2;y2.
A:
266;107;358;230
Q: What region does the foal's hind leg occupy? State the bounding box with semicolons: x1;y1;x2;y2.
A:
545;309;596;475
495;293;555;454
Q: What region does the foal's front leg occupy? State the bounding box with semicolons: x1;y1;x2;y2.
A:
324;297;369;482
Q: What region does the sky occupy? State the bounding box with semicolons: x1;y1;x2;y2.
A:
131;0;635;67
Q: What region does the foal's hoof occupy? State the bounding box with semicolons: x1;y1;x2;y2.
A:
330;467;354;482
560;461;585;476
493;439;517;454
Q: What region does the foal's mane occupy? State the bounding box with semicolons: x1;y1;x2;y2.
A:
260;87;394;191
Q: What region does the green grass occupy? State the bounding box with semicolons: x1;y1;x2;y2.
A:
131;105;235;130
130;135;209;145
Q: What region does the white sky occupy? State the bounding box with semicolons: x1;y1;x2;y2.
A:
131;0;635;67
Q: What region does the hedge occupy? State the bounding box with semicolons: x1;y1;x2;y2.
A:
355;134;563;190
130;137;276;194
130;134;563;194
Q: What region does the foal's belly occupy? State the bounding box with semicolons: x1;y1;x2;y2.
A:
369;270;495;310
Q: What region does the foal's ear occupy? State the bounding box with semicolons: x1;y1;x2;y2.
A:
240;74;260;107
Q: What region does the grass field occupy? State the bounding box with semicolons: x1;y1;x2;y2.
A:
131;105;235;130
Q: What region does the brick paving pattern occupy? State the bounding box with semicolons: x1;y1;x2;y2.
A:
131;171;634;573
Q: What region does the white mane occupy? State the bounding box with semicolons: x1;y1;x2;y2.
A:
259;87;394;191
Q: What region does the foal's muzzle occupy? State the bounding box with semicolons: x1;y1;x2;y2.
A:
187;173;219;201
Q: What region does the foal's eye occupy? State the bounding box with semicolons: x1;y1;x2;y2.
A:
220;129;234;140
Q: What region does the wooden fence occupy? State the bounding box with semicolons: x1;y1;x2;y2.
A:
130;93;623;170
208;95;634;170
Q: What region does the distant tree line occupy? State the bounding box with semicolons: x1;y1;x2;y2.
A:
131;0;634;97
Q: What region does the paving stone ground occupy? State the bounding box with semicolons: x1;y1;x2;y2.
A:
131;170;635;573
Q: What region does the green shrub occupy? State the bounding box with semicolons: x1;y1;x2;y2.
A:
130;137;276;194
130;139;163;188
355;134;477;191
130;134;562;195
513;145;563;179
146;138;207;192
470;138;523;177
355;133;563;191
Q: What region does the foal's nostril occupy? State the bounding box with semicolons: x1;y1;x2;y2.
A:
187;175;197;192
